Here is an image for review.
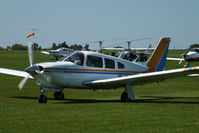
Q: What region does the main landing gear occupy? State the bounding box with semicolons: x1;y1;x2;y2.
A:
38;87;65;103
121;85;135;102
54;91;64;100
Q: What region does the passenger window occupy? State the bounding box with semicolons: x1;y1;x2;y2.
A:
87;55;103;68
64;52;84;66
118;62;125;69
105;58;115;69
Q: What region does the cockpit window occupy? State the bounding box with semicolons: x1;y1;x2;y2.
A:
87;55;103;68
105;58;115;69
64;52;84;65
191;48;199;53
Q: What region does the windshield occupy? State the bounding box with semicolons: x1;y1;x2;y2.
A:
63;52;84;65
190;48;199;53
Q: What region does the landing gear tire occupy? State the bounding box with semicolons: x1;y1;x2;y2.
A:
54;92;64;100
38;94;47;103
121;92;130;102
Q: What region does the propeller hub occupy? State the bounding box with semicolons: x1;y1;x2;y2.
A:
25;65;40;74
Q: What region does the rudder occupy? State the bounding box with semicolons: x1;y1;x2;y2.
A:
147;37;170;72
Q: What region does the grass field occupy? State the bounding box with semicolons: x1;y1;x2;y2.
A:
0;50;199;133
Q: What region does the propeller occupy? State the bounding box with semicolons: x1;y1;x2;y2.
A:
18;42;35;90
105;37;154;49
18;75;30;90
28;42;34;66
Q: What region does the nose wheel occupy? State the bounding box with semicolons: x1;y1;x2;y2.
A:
38;94;47;103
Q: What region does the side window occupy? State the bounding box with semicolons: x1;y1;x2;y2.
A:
118;62;125;69
105;58;115;69
87;55;103;68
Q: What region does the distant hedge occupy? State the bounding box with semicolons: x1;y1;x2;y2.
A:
11;44;27;50
0;46;4;50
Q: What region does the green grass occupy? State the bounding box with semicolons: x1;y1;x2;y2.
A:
0;50;199;133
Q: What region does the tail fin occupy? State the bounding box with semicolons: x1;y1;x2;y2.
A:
147;37;170;72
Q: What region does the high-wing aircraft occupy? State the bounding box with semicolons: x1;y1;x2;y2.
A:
103;44;154;62
41;47;75;60
0;38;199;103
167;48;199;67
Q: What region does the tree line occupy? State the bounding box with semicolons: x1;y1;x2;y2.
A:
0;42;199;51
0;41;83;50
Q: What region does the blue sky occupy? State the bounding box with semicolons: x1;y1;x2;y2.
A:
0;0;199;49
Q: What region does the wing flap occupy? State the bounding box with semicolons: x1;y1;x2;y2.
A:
0;68;33;79
83;67;199;89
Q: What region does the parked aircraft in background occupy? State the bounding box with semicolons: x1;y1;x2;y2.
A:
41;47;75;60
103;44;154;62
167;48;199;67
0;37;199;103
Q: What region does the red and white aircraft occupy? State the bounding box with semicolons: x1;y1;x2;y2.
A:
0;38;199;103
167;48;199;67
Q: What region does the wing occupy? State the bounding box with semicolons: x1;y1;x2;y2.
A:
130;48;155;51
102;48;125;51
167;57;184;61
103;48;155;51
0;68;33;79
41;51;50;55
83;67;199;89
188;74;199;77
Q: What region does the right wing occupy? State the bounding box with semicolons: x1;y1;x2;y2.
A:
83;66;199;89
0;68;33;79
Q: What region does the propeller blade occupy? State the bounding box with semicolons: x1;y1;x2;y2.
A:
179;59;184;64
18;75;30;90
28;42;34;66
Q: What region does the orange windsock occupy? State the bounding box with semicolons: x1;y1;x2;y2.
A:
26;33;35;38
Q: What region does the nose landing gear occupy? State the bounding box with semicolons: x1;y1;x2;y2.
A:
38;87;47;103
38;94;47;103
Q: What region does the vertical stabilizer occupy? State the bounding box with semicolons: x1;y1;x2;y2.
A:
147;38;170;72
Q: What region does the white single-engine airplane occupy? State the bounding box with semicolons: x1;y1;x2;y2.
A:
167;48;199;67
0;38;199;103
41;47;75;60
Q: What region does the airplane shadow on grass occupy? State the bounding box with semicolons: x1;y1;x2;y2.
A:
10;96;199;104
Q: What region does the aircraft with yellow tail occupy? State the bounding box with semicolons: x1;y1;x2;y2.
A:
0;37;199;103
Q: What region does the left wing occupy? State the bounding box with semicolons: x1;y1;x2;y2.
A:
0;68;33;79
83;66;199;89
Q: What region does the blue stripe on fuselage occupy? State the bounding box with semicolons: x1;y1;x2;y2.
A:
44;70;135;76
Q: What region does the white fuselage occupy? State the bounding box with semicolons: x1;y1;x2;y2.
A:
35;51;148;89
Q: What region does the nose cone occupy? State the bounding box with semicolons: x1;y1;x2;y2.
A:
25;65;40;74
182;53;186;58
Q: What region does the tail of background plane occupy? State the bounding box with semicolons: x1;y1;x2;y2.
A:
146;37;170;72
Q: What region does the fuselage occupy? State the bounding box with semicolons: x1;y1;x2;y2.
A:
34;51;149;89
